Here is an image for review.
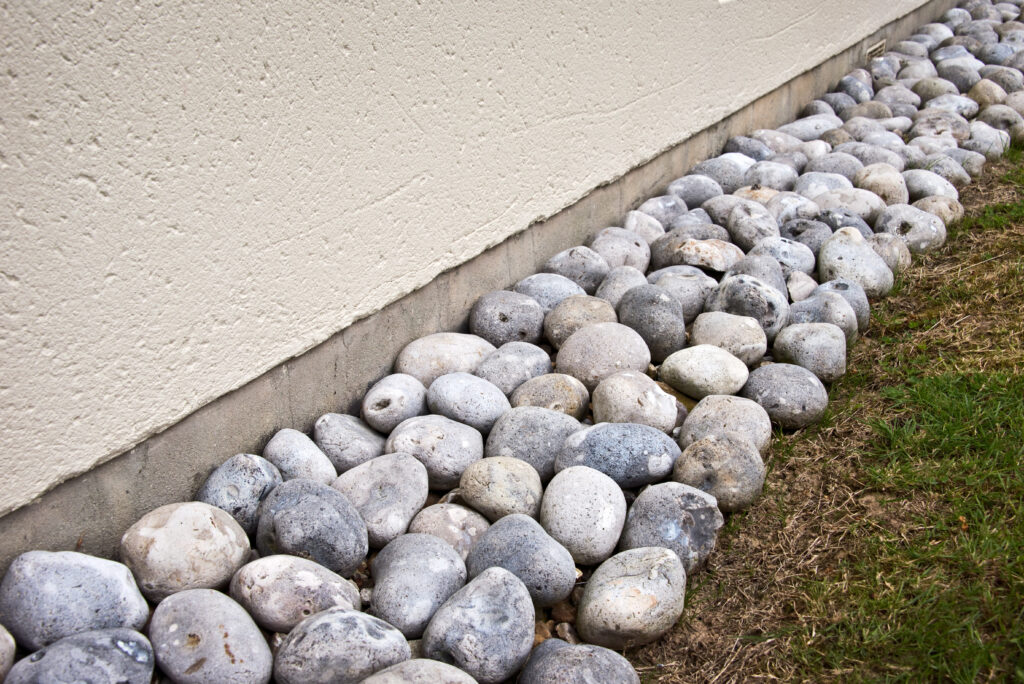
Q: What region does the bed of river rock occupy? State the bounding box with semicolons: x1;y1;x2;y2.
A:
2;1;1023;681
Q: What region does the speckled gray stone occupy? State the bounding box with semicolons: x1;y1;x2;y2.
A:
615;284;687;364
623;210;666;244
313;413;386;474
817;207;873;236
519;638;639;684
674;238;746;272
588;227;652;271
555;422;681;488
747;236;817;277
469;290;546;347
255;479;368;577
408;504;490;561
594;265;648;309
740;363;830;430
854;162;910;204
460;456;543;521
555;322;651;392
427;372;510;434
422;567;534;684
812;187;888;225
789;291;859;343
543;294;618;349
360;374;429;435
638;194;689;226
0;551;149;651
465;514;575;607
687;154;754;194
514;273;588;313
832;141;906;172
788;270;819;302
660;345;749;400
875;203;947;253
743;160;799;191
814;278;871;334
701;194;768;225
908;108;971;143
777;113;843;141
485;406;583;482
332;452;428;548
385;415;484;490
592;370;678;433
780;218;833;256
673;432;765;513
774;322;847;383
679;394;772;455
195;453;283;535
362;659;478;683
805;152;864;180
649;269;718;323
473;341;552;397
964;120;1013;161
121;501;250;602
869;232;914;274
668;174;724;208
149;589;272;684
275;608;411;684
230;554;360;633
724;253;788;298
370;534;467;639
917;154;972;189
689;311;768;367
396;333;497;387
510;373;590;421
540;466;627;566
576;547;687;649
750;128;803;154
5;629;154;684
726;203;783;251
542;246;611;295
817;228;894;298
724;134;774;160
263;427;337;485
704;274;791;343
618;482;724;574
767;191;822;225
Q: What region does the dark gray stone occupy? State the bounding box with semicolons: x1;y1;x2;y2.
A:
465;514;575;607
371;534;467;639
473;341;552;397
726;202;783;250
195;453;282;535
773;322;848;383
0;552;148;651
256;478;368;577
704;274;791;343
422;567;535;684
469;290;546;347
673;432;766;513
274;608;410;684
5;629;153;684
724;135;774;161
485;406;582;482
149;589;272;684
360;374;429;435
724;254;787;299
555;422;681;488
740;363;830;429
229;554;360;633
618;482;724;574
788;291;859;343
542;246;611;295
540;466;627;566
780;218;833;256
816;207;874;238
263;427;337;485
615;284;686;364
313;413;386;474
332;452;429;548
519;638;639;684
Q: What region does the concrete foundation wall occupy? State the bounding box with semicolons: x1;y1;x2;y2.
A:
0;0;954;569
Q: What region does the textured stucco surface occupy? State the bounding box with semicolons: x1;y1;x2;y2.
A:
0;0;929;515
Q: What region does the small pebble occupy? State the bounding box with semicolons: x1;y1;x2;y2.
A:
616;284;687;363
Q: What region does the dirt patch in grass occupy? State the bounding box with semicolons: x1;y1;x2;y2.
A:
629;156;1024;683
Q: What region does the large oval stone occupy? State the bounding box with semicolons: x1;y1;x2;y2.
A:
740;363;830;429
332;452;429;548
0;551;149;650
149;589;272;684
408;503;491;560
679;394;772;455
396;333;497;386
660;345;749;399
459;456;543;521
230;554;360;633
555;322;651;392
485;406;582;482
121;502;250;602
591;370;678;433
370;533;467;639
385;415;484;490
540;466;627;566
5;629;153;684
555;422;680;488
673;433;766;513
195;453;282;535
576;547;687;649
519;638;640;684
422;567;535;684
427;372;511;434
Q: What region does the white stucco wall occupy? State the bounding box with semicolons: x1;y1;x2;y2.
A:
0;0;928;515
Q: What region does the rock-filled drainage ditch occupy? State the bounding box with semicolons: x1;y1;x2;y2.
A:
3;2;1024;682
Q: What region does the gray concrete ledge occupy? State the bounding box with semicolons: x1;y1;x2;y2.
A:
0;0;956;572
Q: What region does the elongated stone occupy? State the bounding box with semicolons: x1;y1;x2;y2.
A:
360;374;429;435
5;629;154;684
332;452;429;548
313;413;387;473
555;422;680;488
385;415;484;490
485;406;583;482
396;333;496;386
540;466;626;566
263;427;337;485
